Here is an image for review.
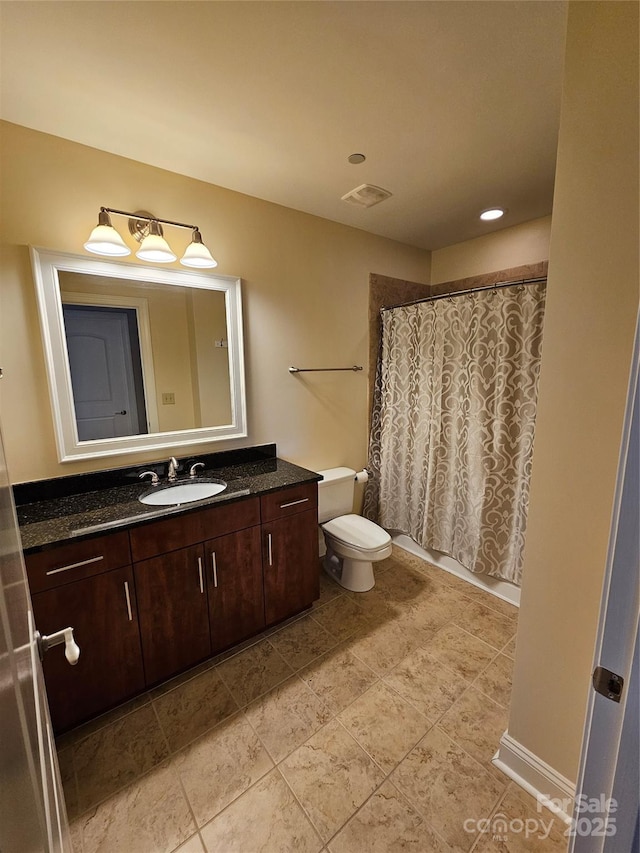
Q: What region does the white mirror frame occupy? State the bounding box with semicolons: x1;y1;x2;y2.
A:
30;247;248;462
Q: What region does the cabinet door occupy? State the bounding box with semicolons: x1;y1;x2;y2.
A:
32;566;145;733
206;526;265;653
134;544;211;685
262;508;320;625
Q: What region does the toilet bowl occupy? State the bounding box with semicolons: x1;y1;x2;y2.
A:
318;468;392;592
322;512;392;592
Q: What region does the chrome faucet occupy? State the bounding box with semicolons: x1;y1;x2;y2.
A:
189;461;205;478
168;456;179;481
139;470;159;487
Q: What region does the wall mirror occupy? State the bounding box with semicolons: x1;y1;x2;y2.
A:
30;248;247;462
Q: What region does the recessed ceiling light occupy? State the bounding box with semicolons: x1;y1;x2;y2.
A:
348;153;366;164
480;207;506;221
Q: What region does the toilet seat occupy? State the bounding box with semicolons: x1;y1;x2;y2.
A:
322;513;391;553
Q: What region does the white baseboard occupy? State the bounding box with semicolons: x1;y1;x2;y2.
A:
493;731;575;823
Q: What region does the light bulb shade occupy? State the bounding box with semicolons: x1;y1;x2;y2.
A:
84;211;131;256
135;221;177;263
180;230;217;268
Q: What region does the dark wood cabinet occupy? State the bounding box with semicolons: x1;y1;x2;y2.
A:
26;480;319;732
262;505;319;626
134;544;212;685
31;565;145;732
206;527;265;652
130;496;264;682
129;498;260;562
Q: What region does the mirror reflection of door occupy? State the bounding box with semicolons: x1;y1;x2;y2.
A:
62;304;149;440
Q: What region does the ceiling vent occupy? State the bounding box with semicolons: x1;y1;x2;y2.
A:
341;184;393;208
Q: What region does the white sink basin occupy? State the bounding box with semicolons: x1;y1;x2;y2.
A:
139;480;227;506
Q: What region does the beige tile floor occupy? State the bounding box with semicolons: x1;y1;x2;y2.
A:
59;546;568;853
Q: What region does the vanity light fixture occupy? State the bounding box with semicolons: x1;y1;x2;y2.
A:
479;207;506;221
83;210;131;257
135;220;177;263
84;207;218;268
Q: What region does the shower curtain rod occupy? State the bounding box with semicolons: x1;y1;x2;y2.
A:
381;275;547;312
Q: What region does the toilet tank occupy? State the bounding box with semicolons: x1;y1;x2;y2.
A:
317;467;356;523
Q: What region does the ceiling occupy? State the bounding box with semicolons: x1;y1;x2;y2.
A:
0;1;568;251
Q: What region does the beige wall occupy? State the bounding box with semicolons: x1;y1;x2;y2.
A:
188;289;232;427
0;121;430;483
508;1;639;781
431;216;551;284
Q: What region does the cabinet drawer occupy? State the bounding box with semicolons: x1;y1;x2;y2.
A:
129;496;260;561
260;482;318;522
25;532;132;593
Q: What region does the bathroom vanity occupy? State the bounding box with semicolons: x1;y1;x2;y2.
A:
16;445;321;733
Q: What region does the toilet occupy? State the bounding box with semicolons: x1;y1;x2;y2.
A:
317;467;392;592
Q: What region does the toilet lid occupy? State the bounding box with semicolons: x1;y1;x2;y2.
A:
322;514;391;550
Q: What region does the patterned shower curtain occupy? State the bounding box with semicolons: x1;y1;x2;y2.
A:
363;282;546;585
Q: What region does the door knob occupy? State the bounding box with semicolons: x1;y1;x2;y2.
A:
114;410;127;415
36;627;80;665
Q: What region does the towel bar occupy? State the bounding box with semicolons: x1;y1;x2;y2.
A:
288;365;363;373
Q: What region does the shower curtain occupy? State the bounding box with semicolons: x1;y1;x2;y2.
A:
363;282;546;585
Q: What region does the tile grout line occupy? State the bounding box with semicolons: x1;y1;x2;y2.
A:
297;647;382;716
334;701;430;779
69;702;176;824
269;766;326;851
64;552;520;850
196;763;324;852
236;661;487;850
71;697;244;826
56;694;154;752
381;722;508;853
467;639;515;709
277;717;384;849
239;671;332;766
311;714;474;851
213;640;293;706
150;667;243;755
159;704;274;846
74;652;498;844
324;766;455;853
206;556;518;838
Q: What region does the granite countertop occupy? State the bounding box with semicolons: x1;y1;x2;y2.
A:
16;450;321;554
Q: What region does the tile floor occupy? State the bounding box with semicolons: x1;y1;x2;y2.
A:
59;546;568;853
